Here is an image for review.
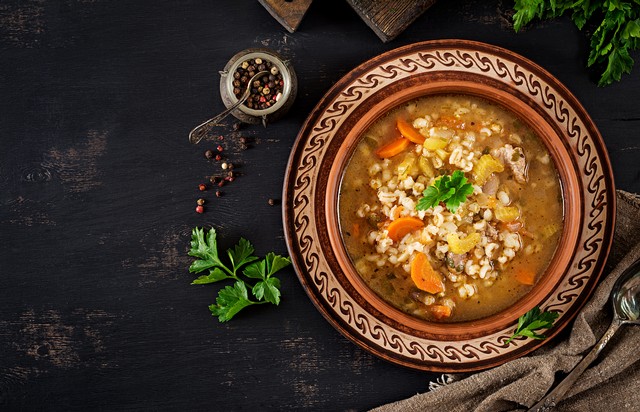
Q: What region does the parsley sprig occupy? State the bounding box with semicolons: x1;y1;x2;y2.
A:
188;227;291;322
513;0;640;86
506;306;559;344
416;170;474;213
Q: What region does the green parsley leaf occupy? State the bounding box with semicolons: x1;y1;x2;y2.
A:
506;306;559;344
191;268;230;284
227;238;259;274
266;252;292;277
189;227;292;322
252;277;282;305
243;260;267;279
209;281;255;322
416;170;473;213
513;0;640;86
188;227;225;273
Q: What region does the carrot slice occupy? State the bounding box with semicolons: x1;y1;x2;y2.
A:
387;217;424;241
410;252;444;294
428;304;452;319
375;137;411;158
515;268;536;286
396;118;426;144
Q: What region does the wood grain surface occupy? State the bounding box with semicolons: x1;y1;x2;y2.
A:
259;0;314;33
0;0;638;410
346;0;437;42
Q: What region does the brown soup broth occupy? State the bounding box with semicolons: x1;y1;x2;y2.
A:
339;94;563;322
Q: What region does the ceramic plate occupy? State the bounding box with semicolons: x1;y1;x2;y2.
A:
283;40;615;371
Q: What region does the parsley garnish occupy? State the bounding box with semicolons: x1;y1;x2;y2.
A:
416;170;474;213
188;227;291;322
506;306;559;344
513;0;640;86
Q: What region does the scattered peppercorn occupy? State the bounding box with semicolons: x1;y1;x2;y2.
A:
215;154;222;161
239;136;247;145
217;180;225;187
196;205;204;213
268;198;275;206
198;183;207;191
218;135;224;141
232;122;242;131
205;150;214;159
197;198;205;206
227;163;233;170
217;145;224;152
215;190;222;197
221;162;228;170
210;176;219;184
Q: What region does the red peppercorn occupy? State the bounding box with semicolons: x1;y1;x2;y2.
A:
217;180;225;187
215;154;222;161
218;135;224;140
195;205;204;213
215;190;222;197
217;145;224;152
198;183;207;191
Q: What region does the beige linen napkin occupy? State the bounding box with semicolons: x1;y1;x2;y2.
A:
373;190;640;412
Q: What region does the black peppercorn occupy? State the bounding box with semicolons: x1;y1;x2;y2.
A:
205;149;214;159
268;198;275;206
232;122;242;131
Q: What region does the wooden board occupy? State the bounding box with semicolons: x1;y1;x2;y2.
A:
258;0;314;33
346;0;437;42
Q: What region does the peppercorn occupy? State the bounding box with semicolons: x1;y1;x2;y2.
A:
232;122;242;131
210;176;219;184
217;145;224;152
239;136;247;145
233;72;240;79
268;198;275;206
198;183;207;191
215;190;222;197
196;205;204;213
197;198;205;206
227;163;234;170
233;57;285;110
204;149;214;159
221;162;228;170
215;154;222;161
217;180;225;187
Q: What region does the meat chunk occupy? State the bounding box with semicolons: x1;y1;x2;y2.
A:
445;252;467;273
492;144;527;184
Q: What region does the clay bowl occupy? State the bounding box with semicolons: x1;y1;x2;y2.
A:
283;40;615;371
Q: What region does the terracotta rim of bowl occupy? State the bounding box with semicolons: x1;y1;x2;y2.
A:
283;39;615;371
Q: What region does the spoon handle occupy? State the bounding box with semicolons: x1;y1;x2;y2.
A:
529;317;623;412
188;70;269;145
188;95;247;145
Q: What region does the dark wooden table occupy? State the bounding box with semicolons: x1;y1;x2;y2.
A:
1;0;638;410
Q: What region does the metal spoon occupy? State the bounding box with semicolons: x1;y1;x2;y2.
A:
529;258;640;411
188;70;269;145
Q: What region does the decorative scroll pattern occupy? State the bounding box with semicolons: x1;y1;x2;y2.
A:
289;47;610;367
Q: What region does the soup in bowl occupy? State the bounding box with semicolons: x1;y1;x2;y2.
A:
339;94;563;323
